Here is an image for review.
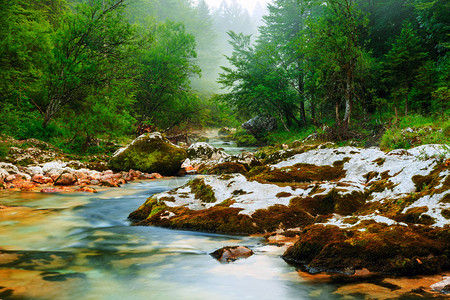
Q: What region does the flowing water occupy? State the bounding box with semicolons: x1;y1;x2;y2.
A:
0;178;348;300
0;138;377;300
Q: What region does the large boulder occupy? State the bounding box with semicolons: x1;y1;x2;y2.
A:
241;115;277;138
108;132;187;176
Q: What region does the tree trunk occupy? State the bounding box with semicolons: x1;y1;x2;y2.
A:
311;100;316;122
299;101;307;126
405;91;408;116
335;100;340;127
342;70;352;127
279;112;290;132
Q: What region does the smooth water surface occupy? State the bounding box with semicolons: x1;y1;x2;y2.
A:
0;178;349;300
207;136;258;156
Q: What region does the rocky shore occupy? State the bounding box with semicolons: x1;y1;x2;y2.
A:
2;132;449;297
128;140;450;297
0;160;163;193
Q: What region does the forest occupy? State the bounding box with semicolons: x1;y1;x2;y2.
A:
0;0;449;153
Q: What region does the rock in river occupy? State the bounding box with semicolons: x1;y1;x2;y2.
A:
210;246;254;262
109;132;187;176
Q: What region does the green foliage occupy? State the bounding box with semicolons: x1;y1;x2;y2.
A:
233;128;260;147
134;20;200;130
0;144;9;160
42;0;135;127
265;127;317;146
382;22;428;115
380;114;450;150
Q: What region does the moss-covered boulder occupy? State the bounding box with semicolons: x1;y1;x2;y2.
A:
282;224;450;276
109;132;187;176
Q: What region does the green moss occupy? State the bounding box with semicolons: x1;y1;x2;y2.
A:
291;189;339;216
291;189;367;216
188;178;217;203
261;144;320;165
15;158;34;166
251;204;314;232
334;191;368;215
109;133;187;175
400;207;435;225
332;157;351;167
143;206;258;234
440;193;450;204
128;197;169;221
441;209;450;219
368;179;395;193
249;164;345;184
308;184;326;195
283;224;450;276
208;162;247;175
363;171;379;183
373;158;386;166
342;217;359;225
160;196;175;202
232;189;247;196
217;198;236;207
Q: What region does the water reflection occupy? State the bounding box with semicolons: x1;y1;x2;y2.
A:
0;178;346;300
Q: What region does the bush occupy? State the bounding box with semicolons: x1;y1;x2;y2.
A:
0;143;9;160
233;127;260;146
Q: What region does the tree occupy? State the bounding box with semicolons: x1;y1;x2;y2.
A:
0;0;54;108
383;22;428;115
307;0;369;132
42;0;134;127
134;20;201;130
219;31;300;129
258;0;313;126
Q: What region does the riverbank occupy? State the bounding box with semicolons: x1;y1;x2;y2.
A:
1;131;450;298
129;141;450;297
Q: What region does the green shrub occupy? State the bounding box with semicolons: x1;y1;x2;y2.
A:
0;144;9;160
233;127;260;146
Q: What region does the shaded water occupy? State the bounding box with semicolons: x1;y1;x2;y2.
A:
0;178;350;300
201;130;259;156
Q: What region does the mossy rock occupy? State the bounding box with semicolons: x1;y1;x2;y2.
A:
109;132;187;176
188;178;217;203
261;145;320;165
248;164;345;184
208;162;247;175
282;224;450;276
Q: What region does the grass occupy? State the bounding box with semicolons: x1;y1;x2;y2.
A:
380;113;450;150
265;127;317;145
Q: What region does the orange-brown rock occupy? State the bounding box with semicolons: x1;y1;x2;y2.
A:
40;188;66;193
210;246;253;262
31;175;53;184
54;173;77;186
77;186;97;193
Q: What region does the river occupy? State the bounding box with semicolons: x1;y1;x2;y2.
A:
0;177;350;300
0;136;371;300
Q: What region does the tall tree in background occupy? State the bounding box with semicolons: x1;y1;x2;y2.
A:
383;22;428;115
258;0;313;126
307;0;369;132
134;21;201;129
